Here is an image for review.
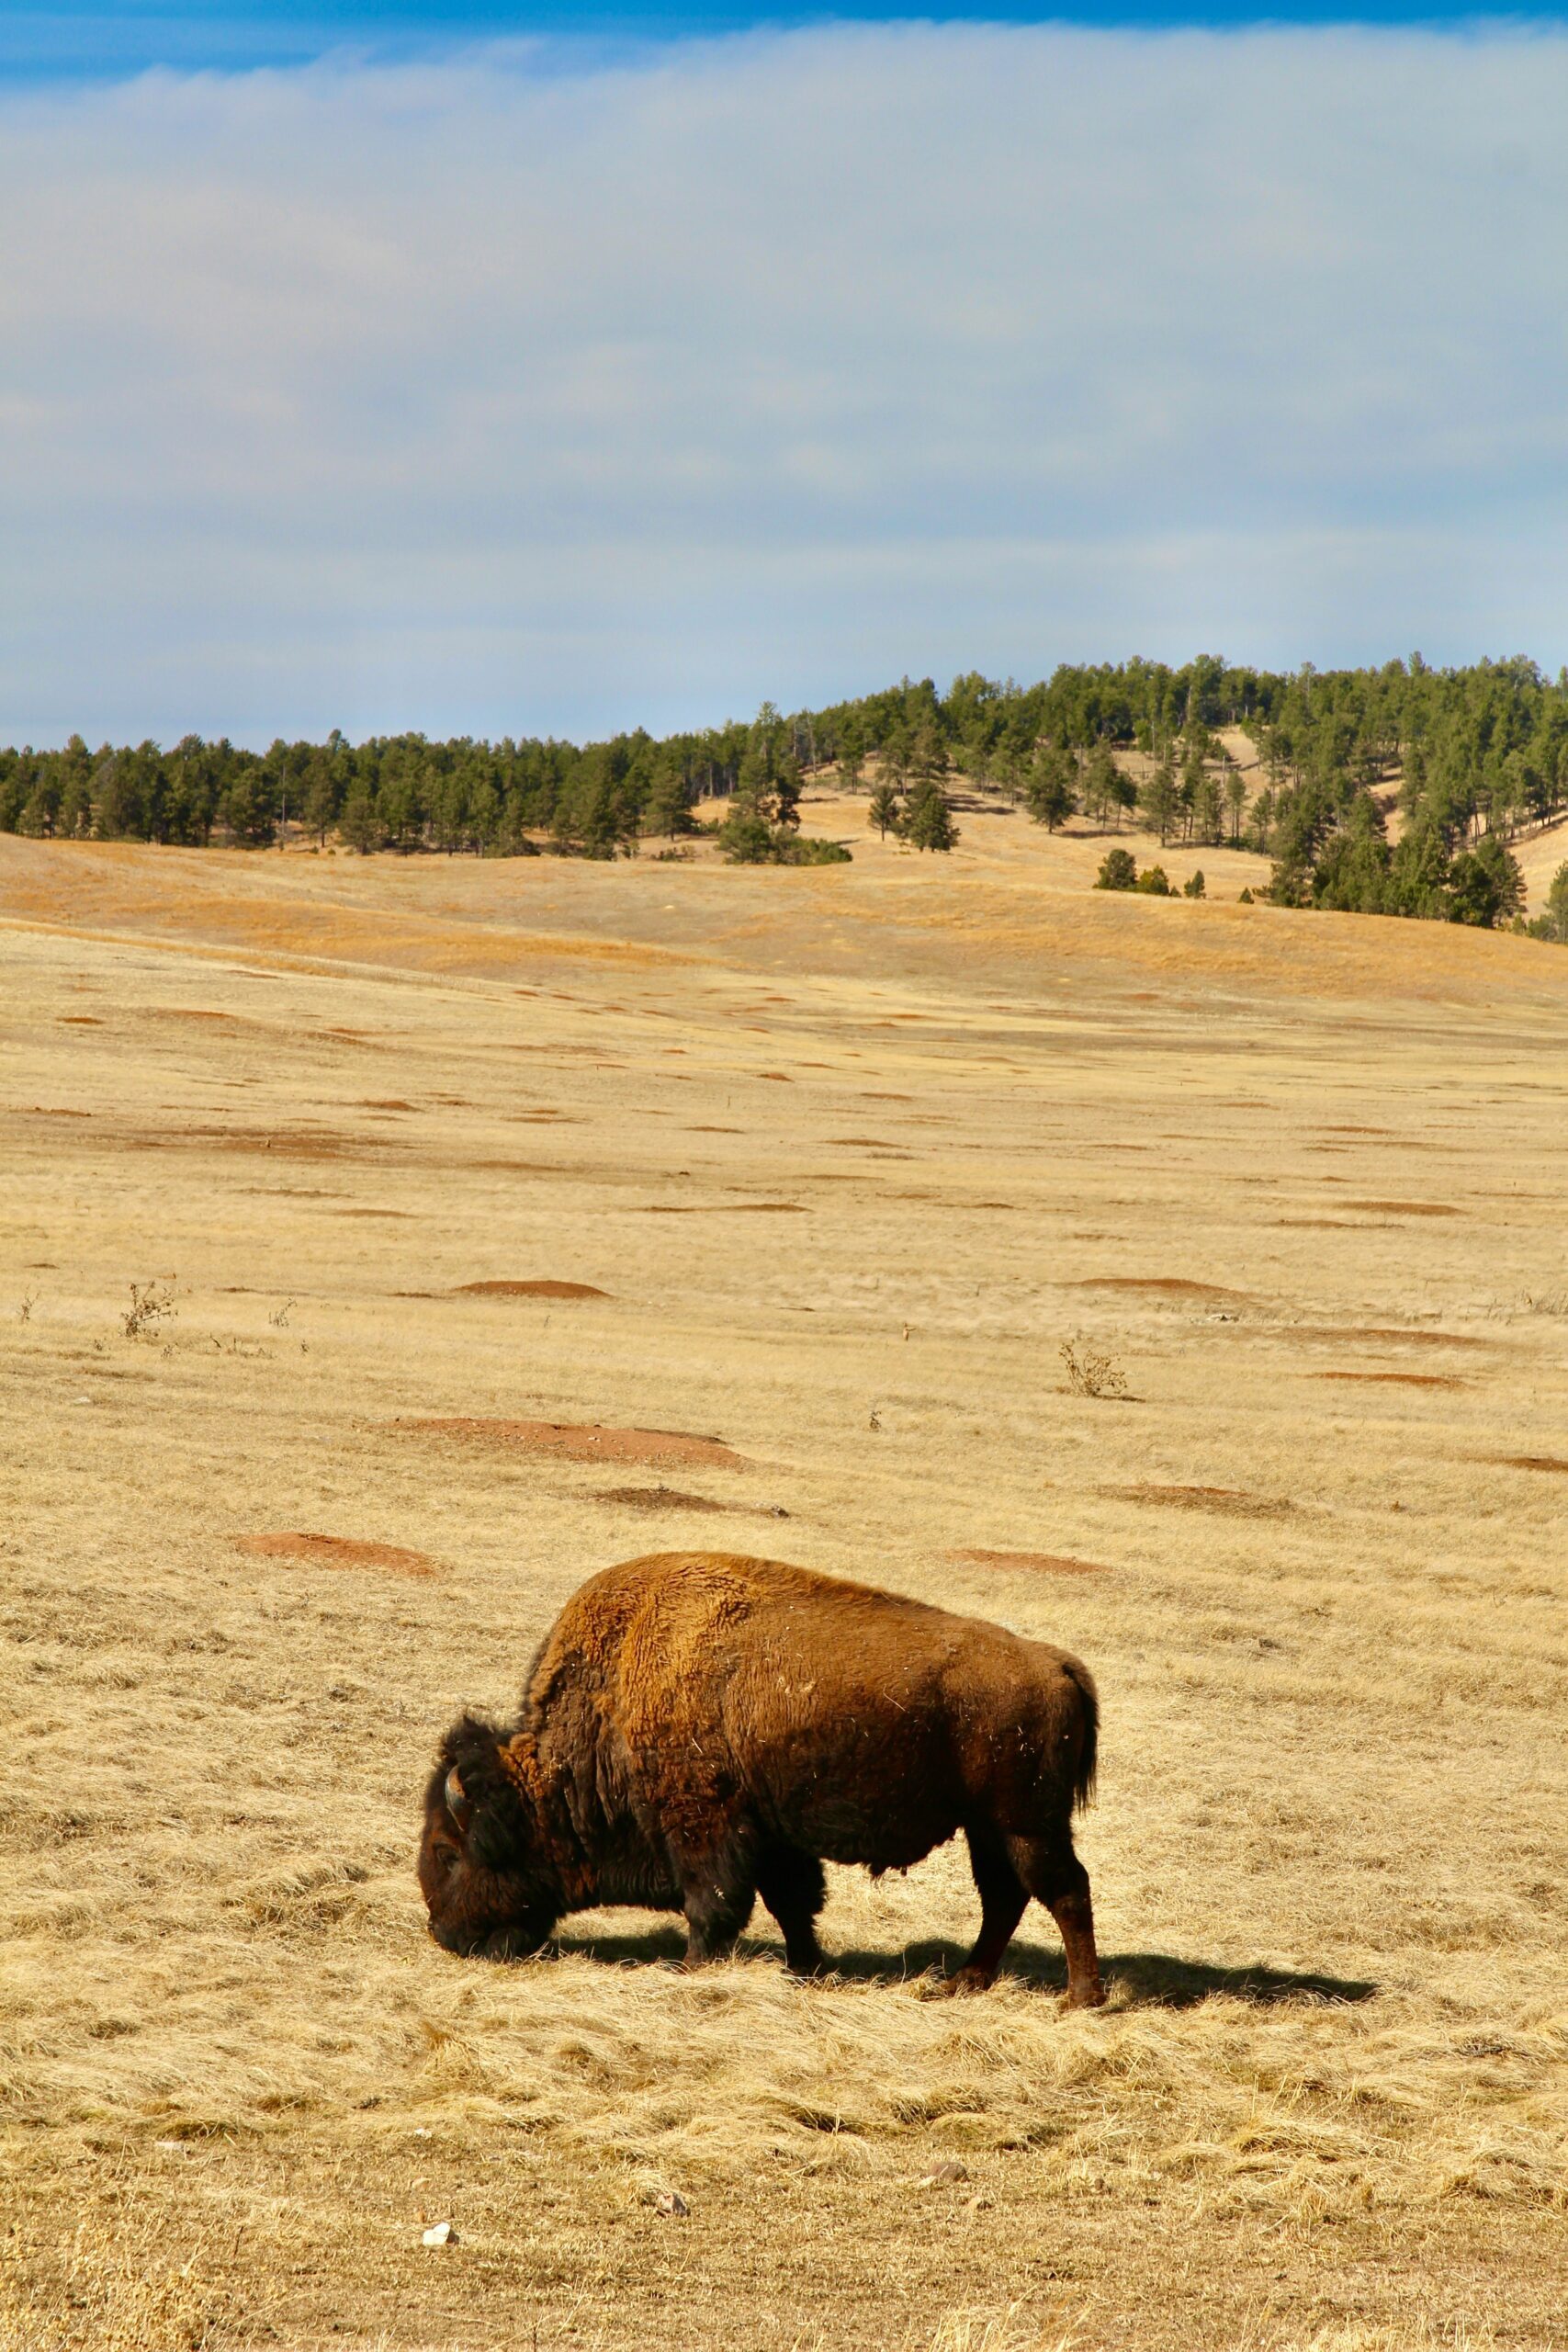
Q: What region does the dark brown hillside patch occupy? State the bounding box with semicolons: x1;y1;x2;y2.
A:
1344;1200;1461;1217
399;1419;745;1469
592;1484;787;1516
949;1548;1111;1577
1103;1484;1295;1520
453;1280;610;1300
234;1532;435;1576
1313;1372;1465;1389
1285;1326;1495;1350
638;1202;806;1215
1492;1454;1568;1474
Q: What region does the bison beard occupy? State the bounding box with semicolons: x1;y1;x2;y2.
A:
417;1551;1105;2005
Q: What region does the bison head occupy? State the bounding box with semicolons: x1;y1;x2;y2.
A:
417;1714;560;1960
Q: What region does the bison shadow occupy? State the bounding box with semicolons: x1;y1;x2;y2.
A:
547;1924;1376;2008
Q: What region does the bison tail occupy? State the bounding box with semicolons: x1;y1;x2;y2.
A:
1063;1661;1099;1813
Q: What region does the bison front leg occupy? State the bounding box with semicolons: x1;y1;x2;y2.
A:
1010;1833;1106;2009
677;1850;757;1965
757;1846;828;1976
943;1825;1029;1994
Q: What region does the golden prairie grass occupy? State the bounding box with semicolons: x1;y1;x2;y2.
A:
2;831;1567;2348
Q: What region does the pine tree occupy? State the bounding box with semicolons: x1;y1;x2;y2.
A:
1025;747;1077;831
868;784;901;840
904;779;957;853
1140;759;1179;846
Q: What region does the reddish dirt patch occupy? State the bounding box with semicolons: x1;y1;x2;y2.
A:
687;1125;741;1134
362;1098;414;1111
862;1092;913;1101
1313;1372;1464;1389
1104;1484;1295;1519
756;1072;794;1082
163;1008;233;1023
59;1015;103;1025
949;1548;1109;1577
1493;1454;1568;1474
1344;1200;1461;1217
828;1136;899;1148
1071;1278;1251;1300
454;1280;610;1300
400;1419;745;1469
233;1532;435;1576
1275;1218;1367;1229
1320;1125;1393;1136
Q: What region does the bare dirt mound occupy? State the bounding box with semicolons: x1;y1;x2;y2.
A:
400;1419;744;1468
1313;1372;1464;1389
1104;1484;1295;1519
1493;1454;1568;1474
454;1280;610;1300
233;1532;435;1576
593;1484;788;1516
1071;1277;1252;1300
949;1547;1110;1577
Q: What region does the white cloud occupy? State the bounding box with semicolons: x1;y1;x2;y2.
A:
3;23;1568;742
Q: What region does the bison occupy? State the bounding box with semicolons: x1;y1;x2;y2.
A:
418;1550;1105;2005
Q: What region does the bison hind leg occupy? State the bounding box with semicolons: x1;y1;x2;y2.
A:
757;1847;828;1977
1007;1831;1106;2010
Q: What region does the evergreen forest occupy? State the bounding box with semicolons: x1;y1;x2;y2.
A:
4;655;1567;937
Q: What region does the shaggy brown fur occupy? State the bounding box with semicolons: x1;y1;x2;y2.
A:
418;1551;1104;2004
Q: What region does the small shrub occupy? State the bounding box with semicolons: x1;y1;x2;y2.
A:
1094;848;1137;892
121;1282;177;1340
1060;1333;1129;1399
1238;887;1254;903
775;835;852;865
1134;864;1171;896
1183;869;1206;899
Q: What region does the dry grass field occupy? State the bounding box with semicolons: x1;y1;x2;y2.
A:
3;817;1567;2352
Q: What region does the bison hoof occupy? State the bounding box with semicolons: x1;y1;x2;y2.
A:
1066;1980;1108;2010
936;1964;995;1997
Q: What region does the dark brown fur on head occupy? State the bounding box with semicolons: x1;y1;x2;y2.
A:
416;1713;561;1960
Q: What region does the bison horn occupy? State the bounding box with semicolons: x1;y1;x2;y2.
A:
445;1766;466;1815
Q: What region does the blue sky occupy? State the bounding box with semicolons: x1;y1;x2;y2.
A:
3;8;1566;742
6;6;1543;83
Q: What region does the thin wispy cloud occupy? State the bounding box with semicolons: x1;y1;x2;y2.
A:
3;22;1566;742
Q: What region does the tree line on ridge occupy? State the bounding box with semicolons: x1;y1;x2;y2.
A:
3;654;1566;934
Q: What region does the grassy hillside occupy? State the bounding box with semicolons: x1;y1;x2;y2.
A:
3;836;1566;2351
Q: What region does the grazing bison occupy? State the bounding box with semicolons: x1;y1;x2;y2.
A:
418;1550;1104;2005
